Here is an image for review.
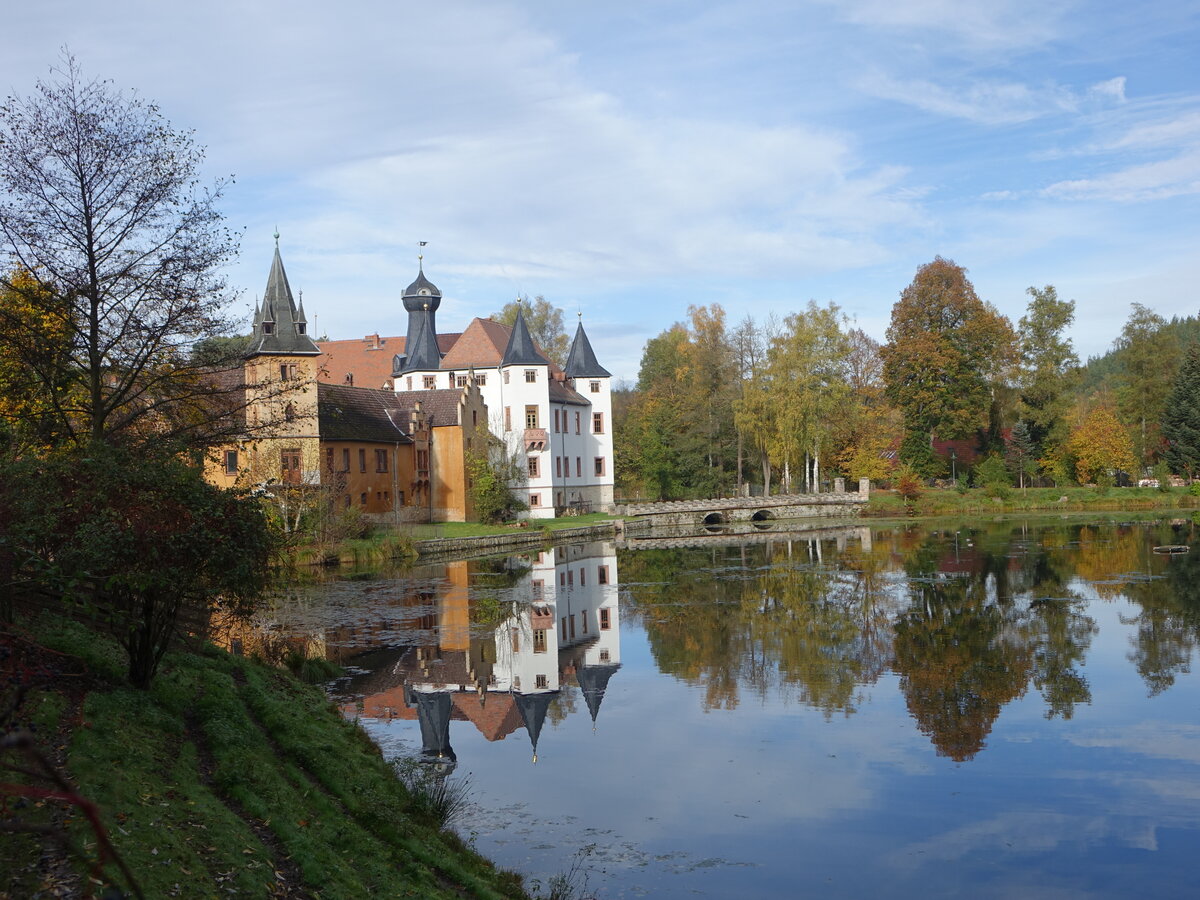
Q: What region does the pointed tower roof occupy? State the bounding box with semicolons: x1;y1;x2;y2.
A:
564;319;611;378
399;300;443;373
501;304;550;367
514;691;555;763
411;688;456;763
246;241;321;357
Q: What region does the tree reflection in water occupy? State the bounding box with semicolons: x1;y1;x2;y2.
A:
623;516;1200;760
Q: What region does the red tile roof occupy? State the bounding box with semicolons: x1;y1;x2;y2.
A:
316;333;460;389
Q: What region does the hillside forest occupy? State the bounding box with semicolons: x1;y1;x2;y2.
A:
613;257;1200;500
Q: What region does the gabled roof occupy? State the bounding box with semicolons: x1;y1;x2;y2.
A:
246;244;322;357
392;387;471;428
317;383;416;443
317;334;460;388
564;321;611;379
437;318;513;369
548;378;590;407
501;306;551;367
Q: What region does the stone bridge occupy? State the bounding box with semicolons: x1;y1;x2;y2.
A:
616;478;869;529
617;523;873;552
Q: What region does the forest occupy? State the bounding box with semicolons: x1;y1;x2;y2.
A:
613;257;1200;501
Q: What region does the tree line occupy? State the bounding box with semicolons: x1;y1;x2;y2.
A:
615;256;1200;499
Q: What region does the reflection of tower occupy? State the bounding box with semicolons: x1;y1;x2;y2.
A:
514;690;554;763
576;662;620;732
409;687;457;774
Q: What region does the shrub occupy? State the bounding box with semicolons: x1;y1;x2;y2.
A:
896;467;923;502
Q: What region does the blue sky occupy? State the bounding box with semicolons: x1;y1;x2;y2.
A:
4;1;1198;382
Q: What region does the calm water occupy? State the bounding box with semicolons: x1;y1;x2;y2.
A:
253;516;1200;898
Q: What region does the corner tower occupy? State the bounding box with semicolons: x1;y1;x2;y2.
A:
244;237;322;486
565;317;615;513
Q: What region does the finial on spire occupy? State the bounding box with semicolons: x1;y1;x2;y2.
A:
274;227;279;245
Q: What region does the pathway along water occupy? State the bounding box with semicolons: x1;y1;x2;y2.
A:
243;515;1200;899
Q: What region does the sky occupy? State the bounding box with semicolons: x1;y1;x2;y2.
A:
3;0;1198;383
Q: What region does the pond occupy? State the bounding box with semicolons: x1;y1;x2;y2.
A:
240;516;1200;898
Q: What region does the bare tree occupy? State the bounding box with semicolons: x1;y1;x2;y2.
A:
0;54;241;448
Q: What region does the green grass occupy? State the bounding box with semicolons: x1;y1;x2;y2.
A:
2;616;528;899
404;512;623;541
865;484;1197;518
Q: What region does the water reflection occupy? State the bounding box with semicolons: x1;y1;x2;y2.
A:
217;518;1200;898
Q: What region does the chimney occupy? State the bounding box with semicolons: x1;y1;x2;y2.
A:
365;333;382;350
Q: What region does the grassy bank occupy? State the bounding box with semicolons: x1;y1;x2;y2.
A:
1;616;528;899
864;484;1200;518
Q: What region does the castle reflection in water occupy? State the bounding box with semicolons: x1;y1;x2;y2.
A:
214;540;621;766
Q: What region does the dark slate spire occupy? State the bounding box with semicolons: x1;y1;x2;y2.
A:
564;319;611;379
399;298;442;373
399;259;443;373
501;303;550;367
514;691;555;763
246;240;321;357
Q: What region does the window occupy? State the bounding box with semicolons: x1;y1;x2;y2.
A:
593;412;604;433
536;674;548;689
525;405;538;429
528;456;539;478
358;449;366;473
422;375;436;389
474;373;487;386
595;456;605;476
456;374;468;388
360;492;367;506
581;611;588;633
472;410;478;426
560;617;567;640
525;369;537;383
398;490;405;505
580;568;586;586
416;449;429;471
280;449;301;484
568;615;576;640
555;456;562;478
598;565;609;585
344;494;351;508
590;380;600;393
504;369;510;384
532;579;544;599
284;402;295;421
296;322;306;334
512;628;521;653
341;448;350;472
599;649;611;662
262;321;274;334
325;448;334;472
530;493;541;507
406;376;413;390
600;608;611;630
560;572;566;587
553;409;560;432
576;457;582;478
575;412;580;434
505;407;512;430
375;449;388;473
223;449;238;475
533;630;547;653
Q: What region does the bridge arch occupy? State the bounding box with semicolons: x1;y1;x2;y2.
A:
702;512;727;527
751;509;775;529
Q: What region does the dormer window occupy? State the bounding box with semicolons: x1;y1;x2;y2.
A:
263;322;274;334
296;322;306;334
419;288;430;296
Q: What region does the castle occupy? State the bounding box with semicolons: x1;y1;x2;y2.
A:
210;242;614;523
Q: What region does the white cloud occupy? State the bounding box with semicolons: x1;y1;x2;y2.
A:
820;0;1069;51
1043;149;1200;201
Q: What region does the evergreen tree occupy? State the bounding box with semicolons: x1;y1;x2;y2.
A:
1162;345;1200;481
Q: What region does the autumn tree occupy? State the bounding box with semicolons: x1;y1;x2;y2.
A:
1018;285;1079;461
1115;303;1179;467
1161;345;1200;480
882;258;1016;476
835;328;899;483
0;56;239;449
1068;403;1136;484
491;295;569;368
